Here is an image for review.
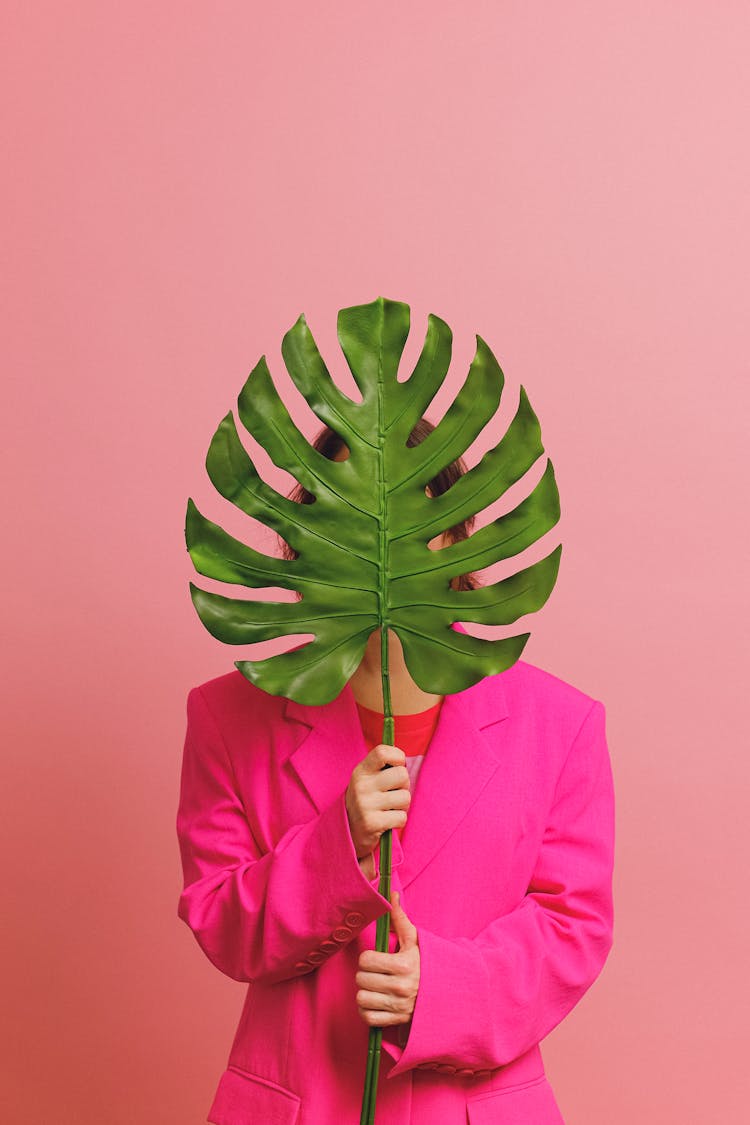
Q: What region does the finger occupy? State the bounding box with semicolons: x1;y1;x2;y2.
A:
356;970;414;998
355;970;389;991
373;786;410;810
355;967;404;988
363;744;406;772
390;891;418;951
355;988;409;1013
357;1008;405;1027
373;765;410;792
358;949;404;974
380;810;408;833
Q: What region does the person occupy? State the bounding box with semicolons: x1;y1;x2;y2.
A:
176;419;615;1124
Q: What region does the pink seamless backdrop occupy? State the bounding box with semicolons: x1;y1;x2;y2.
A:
2;3;748;1122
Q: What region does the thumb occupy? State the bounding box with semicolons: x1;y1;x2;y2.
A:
390;891;418;950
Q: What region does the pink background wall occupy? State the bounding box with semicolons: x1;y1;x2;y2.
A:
2;3;748;1122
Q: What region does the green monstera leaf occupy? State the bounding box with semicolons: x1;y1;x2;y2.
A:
186;295;561;707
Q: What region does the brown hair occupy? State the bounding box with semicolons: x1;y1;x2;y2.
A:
277;417;479;592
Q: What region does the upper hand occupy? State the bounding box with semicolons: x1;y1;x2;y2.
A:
355;892;420;1027
345;744;411;859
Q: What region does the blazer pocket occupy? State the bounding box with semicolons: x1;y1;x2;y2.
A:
467;1075;564;1124
207;1065;301;1125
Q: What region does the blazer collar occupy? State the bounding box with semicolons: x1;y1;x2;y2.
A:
282;628;510;889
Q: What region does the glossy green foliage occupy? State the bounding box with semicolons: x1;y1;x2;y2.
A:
186;296;561;705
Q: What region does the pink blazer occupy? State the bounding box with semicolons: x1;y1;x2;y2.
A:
176;657;615;1124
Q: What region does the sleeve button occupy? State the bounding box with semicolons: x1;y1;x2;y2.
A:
294;961;309;971
319;940;338;954
332;926;353;942
457;1069;475;1076
307;950;326;964
344;911;364;926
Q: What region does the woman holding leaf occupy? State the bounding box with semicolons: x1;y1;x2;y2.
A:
176;297;615;1124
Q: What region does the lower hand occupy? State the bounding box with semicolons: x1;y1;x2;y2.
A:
355;892;420;1027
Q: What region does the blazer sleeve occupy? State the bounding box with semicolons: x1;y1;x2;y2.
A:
386;699;615;1078
175;686;391;984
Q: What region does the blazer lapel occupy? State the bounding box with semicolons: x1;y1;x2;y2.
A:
397;674;509;889
283;683;365;815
